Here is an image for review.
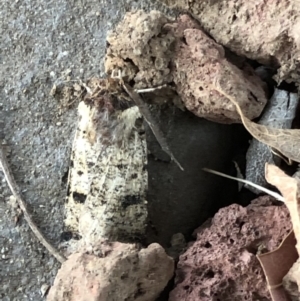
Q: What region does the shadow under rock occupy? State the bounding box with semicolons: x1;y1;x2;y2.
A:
145;104;242;248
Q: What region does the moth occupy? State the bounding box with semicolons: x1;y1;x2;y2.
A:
63;78;148;250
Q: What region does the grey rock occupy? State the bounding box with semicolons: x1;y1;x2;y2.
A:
246;89;298;194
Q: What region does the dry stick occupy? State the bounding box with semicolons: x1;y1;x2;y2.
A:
122;83;184;171
203;167;285;202
135;84;169;93
0;144;66;263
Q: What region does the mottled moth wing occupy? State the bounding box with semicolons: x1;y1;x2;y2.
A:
64;78;148;248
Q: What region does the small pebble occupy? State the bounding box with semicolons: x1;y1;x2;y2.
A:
40;283;50;297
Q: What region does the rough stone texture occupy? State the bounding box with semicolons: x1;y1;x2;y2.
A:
47;242;174;301
169;14;267;124
105;11;268;123
106;10;174;89
169;196;292;301
159;0;300;84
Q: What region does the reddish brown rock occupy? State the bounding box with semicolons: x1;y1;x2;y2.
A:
105;11;267;124
47;242;174;301
169;14;267;123
159;0;300;84
169;196;292;301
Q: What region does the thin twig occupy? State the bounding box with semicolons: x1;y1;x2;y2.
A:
135;84;168;93
203;167;285;202
122;83;184;171
111;70;183;170
0;144;66;263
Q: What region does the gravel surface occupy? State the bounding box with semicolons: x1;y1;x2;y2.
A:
0;1;174;300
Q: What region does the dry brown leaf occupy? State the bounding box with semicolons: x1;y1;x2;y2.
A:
240;121;300;163
265;164;300;254
218;88;300;163
261;164;300;300
257;231;298;301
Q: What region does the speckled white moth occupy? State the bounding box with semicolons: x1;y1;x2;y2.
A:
63;78;148;249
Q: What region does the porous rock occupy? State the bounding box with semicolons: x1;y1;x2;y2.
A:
105;11;268;124
106;10;174;89
169;196;292;301
47;242;174;301
159;0;300;84
169;14;267;123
